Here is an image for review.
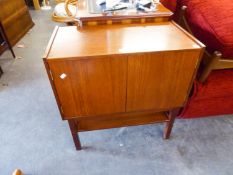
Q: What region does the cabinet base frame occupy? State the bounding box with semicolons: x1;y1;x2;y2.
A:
68;108;180;150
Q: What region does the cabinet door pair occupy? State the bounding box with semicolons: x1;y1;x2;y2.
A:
48;50;199;119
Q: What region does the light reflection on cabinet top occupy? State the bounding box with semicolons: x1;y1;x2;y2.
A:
45;22;205;60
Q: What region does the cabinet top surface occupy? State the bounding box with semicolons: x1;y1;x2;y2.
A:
45;22;204;59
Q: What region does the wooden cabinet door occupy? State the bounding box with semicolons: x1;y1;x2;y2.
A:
0;0;34;46
48;56;127;119
126;50;201;112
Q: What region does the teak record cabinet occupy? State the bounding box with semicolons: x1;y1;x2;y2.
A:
44;22;204;150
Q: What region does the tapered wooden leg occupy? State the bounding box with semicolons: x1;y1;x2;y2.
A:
0;22;15;58
163;108;180;139
199;51;222;83
9;46;16;58
68;120;82;150
0;66;3;77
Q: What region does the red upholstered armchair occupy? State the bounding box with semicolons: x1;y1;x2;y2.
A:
160;0;177;12
160;0;233;118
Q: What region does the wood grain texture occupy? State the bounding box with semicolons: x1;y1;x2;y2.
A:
81;17;170;26
47;22;202;59
45;22;204;121
73;112;168;132
43;58;66;120
126;50;201;112
0;22;15;58
68;120;82;150
44;22;204;149
48;56;127;119
0;34;6;54
0;0;34;46
163;108;180;139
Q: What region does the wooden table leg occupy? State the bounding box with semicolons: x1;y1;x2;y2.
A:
68;120;82;150
0;22;16;58
33;0;41;10
163;108;180;139
0;66;3;78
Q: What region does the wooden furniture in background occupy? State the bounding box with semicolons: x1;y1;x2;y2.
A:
0;0;34;46
44;22;204;150
52;0;173;25
0;22;15;58
0;22;15;78
0;33;5;55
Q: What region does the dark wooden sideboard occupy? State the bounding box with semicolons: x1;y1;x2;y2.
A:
0;27;5;77
0;0;34;48
0;32;3;77
0;21;15;57
44;22;204;150
0;33;5;54
0;22;16;77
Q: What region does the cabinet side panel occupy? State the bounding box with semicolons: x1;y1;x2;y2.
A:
48;56;127;119
126;50;201;112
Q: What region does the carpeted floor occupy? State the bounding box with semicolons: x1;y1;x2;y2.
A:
1;7;233;175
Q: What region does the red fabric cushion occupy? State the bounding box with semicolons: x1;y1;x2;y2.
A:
179;0;233;58
180;69;233;118
180;95;233;118
161;0;233;118
160;0;177;12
